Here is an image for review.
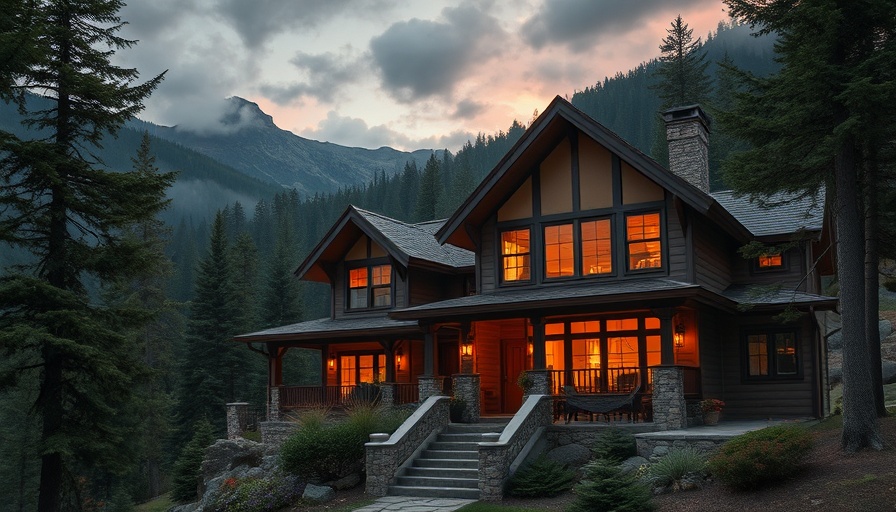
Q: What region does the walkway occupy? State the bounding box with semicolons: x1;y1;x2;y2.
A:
353;496;476;512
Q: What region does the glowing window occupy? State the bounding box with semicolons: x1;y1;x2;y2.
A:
607;318;638;331
545;224;574;278
581;219;612;275
747;335;769;376
570;321;600;334
348;264;392;309
501;229;531;282
745;331;800;379
626;213;662;270
758;253;783;268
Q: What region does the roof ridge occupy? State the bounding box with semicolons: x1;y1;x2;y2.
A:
352;205;415;227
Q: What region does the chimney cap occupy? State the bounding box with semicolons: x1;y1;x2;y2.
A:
661;105;711;128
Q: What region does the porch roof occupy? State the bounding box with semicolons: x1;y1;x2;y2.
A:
720;285;837;309
233;315;422;343
389;278;702;320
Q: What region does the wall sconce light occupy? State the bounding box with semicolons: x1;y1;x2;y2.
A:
461;341;473;357
395;348;403;370
328;354;336;370
674;323;686;349
527;340;534;356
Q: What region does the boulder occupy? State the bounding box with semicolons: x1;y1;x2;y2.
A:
828;320;892;350
329;472;362;490
201;438;265;484
302;483;335;503
619;456;649;476
544;443;591;469
883;359;896;384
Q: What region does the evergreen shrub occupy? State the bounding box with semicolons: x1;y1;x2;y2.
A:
647;446;706;487
592;428;638;462
170;419;216;502
505;456;575;497
707;424;813;490
569;460;654;512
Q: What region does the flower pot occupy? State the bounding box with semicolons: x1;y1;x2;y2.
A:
703;410;720;426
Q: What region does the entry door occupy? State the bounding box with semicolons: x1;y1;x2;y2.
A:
438;339;459;394
503;339;528;413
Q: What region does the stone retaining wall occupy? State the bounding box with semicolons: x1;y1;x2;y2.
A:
365;396;449;496
635;435;727;460
260;421;299;450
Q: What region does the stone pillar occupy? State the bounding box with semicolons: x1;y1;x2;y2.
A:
418;376;446;402
651;366;687;430
268;386;281;422
378;382;395;408
226;402;249;440
452;374;480;423
524;370;552;397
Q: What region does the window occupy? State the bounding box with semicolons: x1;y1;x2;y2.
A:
501;229;531;282
626;212;662;270
581;219;612;275
757;253;784;269
745;331;799;379
347;264;391;309
545;224;574;278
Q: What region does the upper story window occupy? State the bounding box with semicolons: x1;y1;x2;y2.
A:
543;219;614;280
746;331;799;379
545;224;574;278
757;253;784;269
625;212;662;271
348;264;392;309
581;219;612;275
501;229;531;282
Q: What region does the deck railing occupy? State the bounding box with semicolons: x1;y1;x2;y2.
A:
546;366;701;396
278;383;420;409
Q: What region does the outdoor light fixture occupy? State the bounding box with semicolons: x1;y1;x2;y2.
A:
328;354;336;370
674;323;686;349
461;341;473;357
395;348;403;370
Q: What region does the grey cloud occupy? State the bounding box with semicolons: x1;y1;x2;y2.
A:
301;111;472;152
452;98;486;119
214;0;394;50
370;3;505;102
259;50;367;104
522;0;714;52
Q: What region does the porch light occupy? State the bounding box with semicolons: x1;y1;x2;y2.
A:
461;340;473;357
395;348;403;370
328;354;336;370
674;323;686;349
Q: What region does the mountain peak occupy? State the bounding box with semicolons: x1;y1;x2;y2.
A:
223;96;277;130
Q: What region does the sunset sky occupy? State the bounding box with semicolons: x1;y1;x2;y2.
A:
115;0;732;152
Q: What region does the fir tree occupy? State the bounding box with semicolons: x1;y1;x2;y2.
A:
653;15;713;109
413;153;442;222
0;2;169;509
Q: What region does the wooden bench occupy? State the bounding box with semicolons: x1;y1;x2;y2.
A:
561;379;642;423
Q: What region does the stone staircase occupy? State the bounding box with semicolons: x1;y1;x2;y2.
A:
388;421;507;499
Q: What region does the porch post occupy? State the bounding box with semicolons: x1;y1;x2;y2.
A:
380;339;396;383
530;316;546;369
320;344;329;387
418;324;444;402
651;308;687;430
267;345;283;421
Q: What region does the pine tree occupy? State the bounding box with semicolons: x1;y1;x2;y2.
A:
413;153;442;222
721;0;896;451
652;15;713;109
0;2;169;509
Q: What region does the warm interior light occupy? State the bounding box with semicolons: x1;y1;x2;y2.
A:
674;323;686;348
461;342;473;357
395;349;403;370
328;354;336;370
527;341;534;356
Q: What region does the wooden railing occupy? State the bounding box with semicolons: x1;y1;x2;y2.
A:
394;383;419;405
278;383;419;408
546;366;701;396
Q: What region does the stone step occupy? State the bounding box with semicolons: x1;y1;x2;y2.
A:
394;475;479;489
403;466;480;479
413;458;479;469
428;441;480;451
444;423;505;434
421;449;478;460
437;432;487;442
388;485;481;500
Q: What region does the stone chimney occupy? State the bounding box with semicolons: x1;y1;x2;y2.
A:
663;105;710;193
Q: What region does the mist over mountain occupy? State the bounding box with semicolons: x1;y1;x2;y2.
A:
137;97;433;195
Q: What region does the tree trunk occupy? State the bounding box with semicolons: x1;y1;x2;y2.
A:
837;138;883;452
864;150;886;417
37;352;63;512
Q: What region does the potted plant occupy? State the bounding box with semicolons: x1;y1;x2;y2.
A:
700;398;725;425
517;371;533;393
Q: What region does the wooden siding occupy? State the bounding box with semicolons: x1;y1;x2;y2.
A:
731;246;809;290
692;217;733;293
665;202;688;281
697;308;725;400
717;315;818;418
480;215;497;294
407;268;467;306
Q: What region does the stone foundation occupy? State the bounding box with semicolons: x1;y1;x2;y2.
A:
268;387;281;421
635;435;726;460
260;421;298;450
651;366;687;431
418;376;446;402
452;374;480;423
226;402;249;440
524;370;552;397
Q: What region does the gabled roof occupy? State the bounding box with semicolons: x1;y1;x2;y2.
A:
234;316;421;343
295;205;474;283
436;95;752;250
711;189;825;240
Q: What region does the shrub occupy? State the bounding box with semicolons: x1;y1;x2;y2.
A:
212;473;303;512
647;447;706;488
708;424;813;490
592;428;637;462
170;418;216;502
569;460;654;512
505;456;575;497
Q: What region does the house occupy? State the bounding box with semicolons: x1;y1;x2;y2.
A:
234;98;837;493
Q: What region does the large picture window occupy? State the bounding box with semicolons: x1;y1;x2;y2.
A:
501;229;531;282
745;331;799;379
348;264;392;309
543;218;613;281
545;224;574;278
581;219;612;275
626;212;662;270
